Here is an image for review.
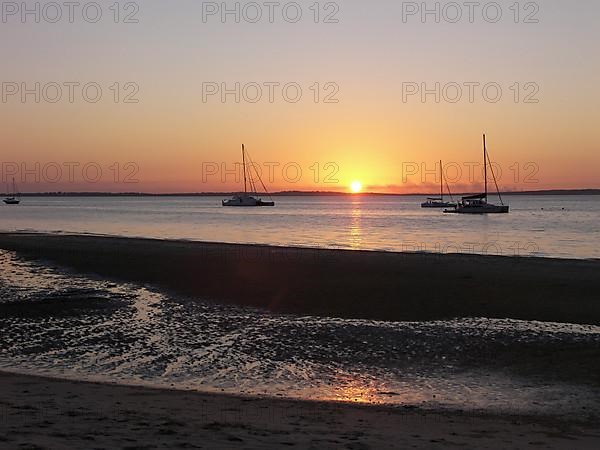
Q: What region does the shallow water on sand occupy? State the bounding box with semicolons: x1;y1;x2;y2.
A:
1;250;599;417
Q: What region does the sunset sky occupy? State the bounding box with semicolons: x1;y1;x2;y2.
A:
1;0;599;193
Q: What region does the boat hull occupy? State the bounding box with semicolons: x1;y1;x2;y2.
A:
444;205;509;214
421;202;456;208
222;202;275;207
3;199;20;205
222;196;274;207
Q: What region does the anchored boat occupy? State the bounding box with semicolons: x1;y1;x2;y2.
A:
421;160;456;208
222;145;275;207
3;178;21;205
444;135;509;214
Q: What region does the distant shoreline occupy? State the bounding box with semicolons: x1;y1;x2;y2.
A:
9;188;600;197
1;233;599;325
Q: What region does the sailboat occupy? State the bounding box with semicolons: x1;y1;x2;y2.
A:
222;145;275;207
444;135;509;214
3;178;21;205
421;160;456;208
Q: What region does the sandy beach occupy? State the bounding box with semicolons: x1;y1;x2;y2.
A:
1;233;600;448
0;233;599;324
1;371;599;449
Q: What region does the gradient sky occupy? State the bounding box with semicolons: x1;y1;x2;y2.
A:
1;0;599;193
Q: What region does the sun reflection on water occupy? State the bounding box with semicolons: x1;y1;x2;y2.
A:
321;373;385;404
349;201;363;250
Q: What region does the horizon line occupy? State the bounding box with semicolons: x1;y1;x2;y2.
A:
10;188;600;197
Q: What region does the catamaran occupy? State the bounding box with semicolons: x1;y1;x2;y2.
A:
421;160;456;208
222;145;275;207
444;135;509;214
3;178;21;205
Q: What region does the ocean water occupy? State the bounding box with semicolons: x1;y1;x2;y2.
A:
0;194;599;259
1;249;599;417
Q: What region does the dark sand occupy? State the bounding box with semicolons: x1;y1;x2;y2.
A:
1;371;599;449
2;234;600;447
0;233;599;324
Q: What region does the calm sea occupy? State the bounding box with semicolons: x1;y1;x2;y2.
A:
1;194;599;259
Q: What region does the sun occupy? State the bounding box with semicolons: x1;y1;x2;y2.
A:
350;180;363;194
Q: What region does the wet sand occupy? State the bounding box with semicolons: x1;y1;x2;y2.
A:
1;371;599;449
0;233;599;324
2;235;600;447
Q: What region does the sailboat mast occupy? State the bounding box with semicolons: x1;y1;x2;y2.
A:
242;145;247;194
440;160;443;201
483;134;488;200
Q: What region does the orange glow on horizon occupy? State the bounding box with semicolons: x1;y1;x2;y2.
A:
1;3;599;194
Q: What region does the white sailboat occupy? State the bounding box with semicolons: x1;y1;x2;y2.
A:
444;135;509;214
222;145;275;207
3;178;21;205
421;160;456;208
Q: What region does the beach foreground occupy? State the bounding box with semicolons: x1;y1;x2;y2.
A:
1;371;599;449
0;233;599;324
